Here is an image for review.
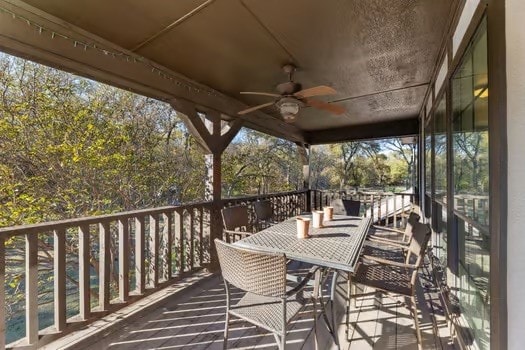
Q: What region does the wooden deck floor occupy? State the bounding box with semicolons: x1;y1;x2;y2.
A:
46;262;455;350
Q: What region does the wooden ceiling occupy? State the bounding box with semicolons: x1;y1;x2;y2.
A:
1;0;455;144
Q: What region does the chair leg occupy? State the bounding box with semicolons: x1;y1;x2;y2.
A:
350;277;357;308
273;333;286;350
312;295;318;350
223;312;230;350
410;295;422;350
346;273;351;339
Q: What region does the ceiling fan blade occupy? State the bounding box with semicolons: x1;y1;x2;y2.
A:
304;98;346;115
238;102;275;115
294;85;337;99
240;91;281;98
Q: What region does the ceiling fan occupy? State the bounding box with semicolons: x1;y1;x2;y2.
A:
238;64;345;123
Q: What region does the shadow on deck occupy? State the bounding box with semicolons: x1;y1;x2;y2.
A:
44;261;455;350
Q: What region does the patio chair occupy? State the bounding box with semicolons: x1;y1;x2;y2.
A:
221;205;252;243
332;198;361;216
215;239;317;350
367;211;421;246
360;214;420;277
254;200;277;229
352;222;432;349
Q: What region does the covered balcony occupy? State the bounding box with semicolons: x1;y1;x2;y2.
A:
0;0;517;349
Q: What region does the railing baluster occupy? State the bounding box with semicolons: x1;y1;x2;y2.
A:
199;207;204;266
79;225;91;319
149;214;159;288
385;194;389;225
163;212;173;281
0;235;5;349
370;194;375;222
175;210;184;273
25;233;38;345
393;194;398;228
99;222;110;310
135;217;145;294
190;209;195;271
118;219;129;302
54;228;66;331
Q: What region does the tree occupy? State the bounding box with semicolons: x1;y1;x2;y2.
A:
382;138;416;189
222;129;301;197
0;54;211;340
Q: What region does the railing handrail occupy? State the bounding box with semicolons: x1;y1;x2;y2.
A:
222;189;308;203
0;189;309;236
0;204;206;236
312;189;414;196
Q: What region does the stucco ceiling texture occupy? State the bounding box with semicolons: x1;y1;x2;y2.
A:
22;0;454;135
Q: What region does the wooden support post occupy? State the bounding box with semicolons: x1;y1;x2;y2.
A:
171;100;243;271
297;144;310;190
205;151;222;270
297;144;311;212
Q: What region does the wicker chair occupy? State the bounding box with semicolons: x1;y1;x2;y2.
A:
215;239;317;350
352;222;432;349
254;200;276;230
221;205;252;242
332;198;361;216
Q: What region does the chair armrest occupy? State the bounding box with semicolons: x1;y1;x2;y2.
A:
368;236;409;246
223;229;251;237
286;266;318;297
366;239;409;250
361;255;416;269
371;225;405;234
287;265;320;284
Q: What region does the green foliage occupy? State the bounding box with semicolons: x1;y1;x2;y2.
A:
222;129;301;197
0;55;208;226
311;139;415;191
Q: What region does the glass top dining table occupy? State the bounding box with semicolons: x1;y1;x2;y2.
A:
234;214;372;272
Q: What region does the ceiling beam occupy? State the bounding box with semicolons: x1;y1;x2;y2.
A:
304;118;419;145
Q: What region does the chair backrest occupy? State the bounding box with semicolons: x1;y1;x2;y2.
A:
221;205;249;231
405;222;432;266
254;200;273;222
215;239;287;298
332;198;361;216
402;212;421;242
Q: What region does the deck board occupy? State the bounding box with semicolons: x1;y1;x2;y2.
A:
45;257;454;350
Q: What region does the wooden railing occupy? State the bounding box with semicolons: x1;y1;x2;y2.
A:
311;189;416;227
0;190;308;349
222;190;309;228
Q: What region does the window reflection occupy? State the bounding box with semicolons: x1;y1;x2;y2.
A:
424;122;432;218
433;97;447;263
452;18;489;349
434;99;447;203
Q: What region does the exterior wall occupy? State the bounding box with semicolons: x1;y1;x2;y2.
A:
505;1;525;348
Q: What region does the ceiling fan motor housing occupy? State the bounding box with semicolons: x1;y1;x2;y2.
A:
276;81;302;95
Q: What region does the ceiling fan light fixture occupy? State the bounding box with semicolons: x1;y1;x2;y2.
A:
279;101;300;116
282;113;296;123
